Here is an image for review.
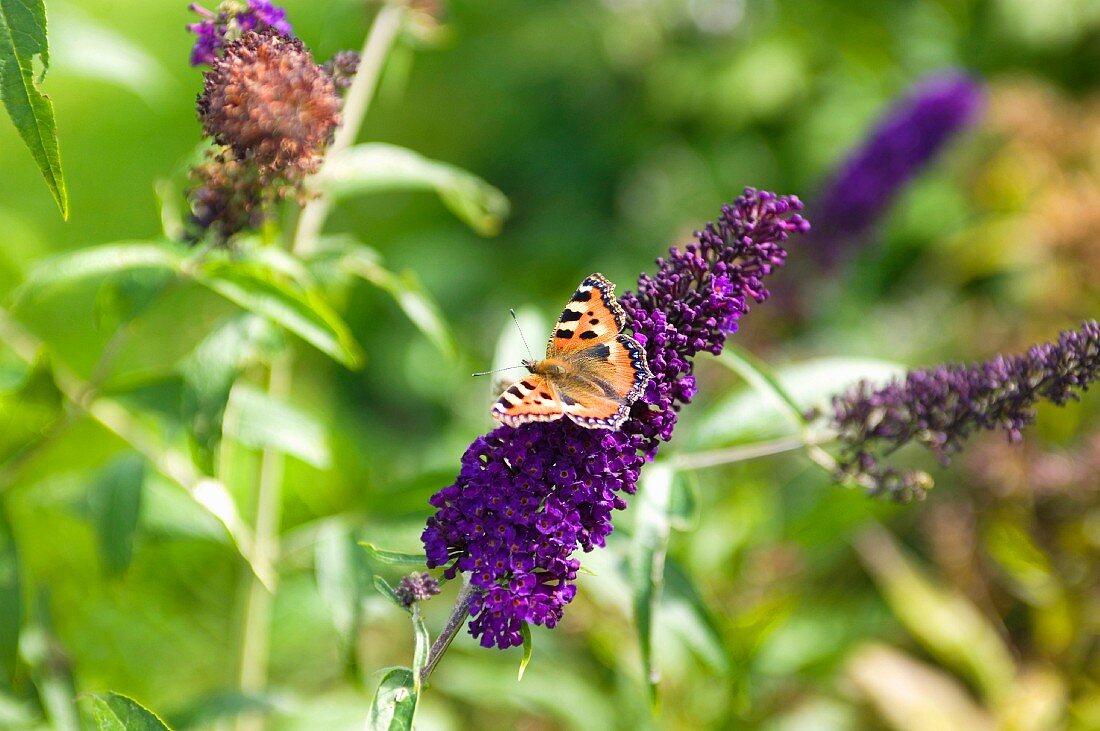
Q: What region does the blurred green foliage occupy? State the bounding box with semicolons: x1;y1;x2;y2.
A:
0;0;1098;729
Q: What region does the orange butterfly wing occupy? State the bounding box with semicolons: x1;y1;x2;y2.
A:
557;335;651;428
491;375;565;427
551;273;652;428
546;273;625;355
490;274;652;430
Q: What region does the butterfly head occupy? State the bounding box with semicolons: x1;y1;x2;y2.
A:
524;358;566;377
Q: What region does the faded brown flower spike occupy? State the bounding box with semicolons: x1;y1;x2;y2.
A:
198;30;341;177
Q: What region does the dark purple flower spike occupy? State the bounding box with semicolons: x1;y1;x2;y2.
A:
422;189;809;648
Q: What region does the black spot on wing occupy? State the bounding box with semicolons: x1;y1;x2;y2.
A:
579;331;598;340
558;309;583;322
589;318;600;325
506;385;523;399
555;328;574;339
588;343;611;360
571;289;592;302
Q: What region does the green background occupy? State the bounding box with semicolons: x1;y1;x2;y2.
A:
1;0;1098;728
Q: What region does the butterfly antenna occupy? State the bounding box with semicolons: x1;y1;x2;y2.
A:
472;365;525;377
510;308;535;361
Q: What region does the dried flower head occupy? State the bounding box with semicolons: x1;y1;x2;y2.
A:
187;147;269;243
188;0;294;66
423;190;808;648
831;320;1100;501
198;30;340;176
321;51;361;92
394;572;441;608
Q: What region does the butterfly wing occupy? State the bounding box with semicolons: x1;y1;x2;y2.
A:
547;273;625;356
557;333;652;428
491;375;566;427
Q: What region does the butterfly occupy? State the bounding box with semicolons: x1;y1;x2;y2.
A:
491;273;652;430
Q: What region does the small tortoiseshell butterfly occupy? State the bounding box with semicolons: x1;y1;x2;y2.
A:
492;273;652;429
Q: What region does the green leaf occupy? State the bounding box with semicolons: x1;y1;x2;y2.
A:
721;345;806;427
225;384;331;468
92;267;177;333
410;606;430;694
854;524;1017;704
314;522;366;644
166;691;278;730
89;454;145;577
630;463;675;709
0;353;62;464
88;692;171;731
372;576;404;610
21;595;79;731
661;559;730;675
360;542;427;567
310;240;457;360
12;243;184;309
0;0;67;217
0;500;20;688
316;143;510;236
517;622;533;681
367;667;417;731
197;260;364;369
178;315;284;473
698;355;907;447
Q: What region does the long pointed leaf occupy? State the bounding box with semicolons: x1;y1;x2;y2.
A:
630;463;675;709
0;500;19;688
90;454;145;576
197;263;363;368
0;0;67;217
316;143;509;236
310;240;457;360
88;692;171;731
367;667;418;731
411;606;430;695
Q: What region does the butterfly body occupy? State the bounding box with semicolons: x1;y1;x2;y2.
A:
492;274;652;430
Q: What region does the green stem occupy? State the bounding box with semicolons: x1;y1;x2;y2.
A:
234;6;406;728
236;361;290;731
292;2;406;255
671;435;810;471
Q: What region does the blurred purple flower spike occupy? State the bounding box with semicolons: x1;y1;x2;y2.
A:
811;71;985;264
832;320;1100;501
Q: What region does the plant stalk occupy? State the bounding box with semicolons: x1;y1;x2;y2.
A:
293;2;406;255
234;6;406;728
236;361;290;731
419;580;475;686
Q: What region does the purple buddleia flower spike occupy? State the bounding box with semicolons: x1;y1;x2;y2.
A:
831;320;1100;501
810;71;984;265
422;189;809;649
188;1;294;67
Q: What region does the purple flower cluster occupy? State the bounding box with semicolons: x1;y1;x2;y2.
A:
811;71;984;265
188;1;293;66
422;190;809;648
832;320;1099;501
394;572;442;608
